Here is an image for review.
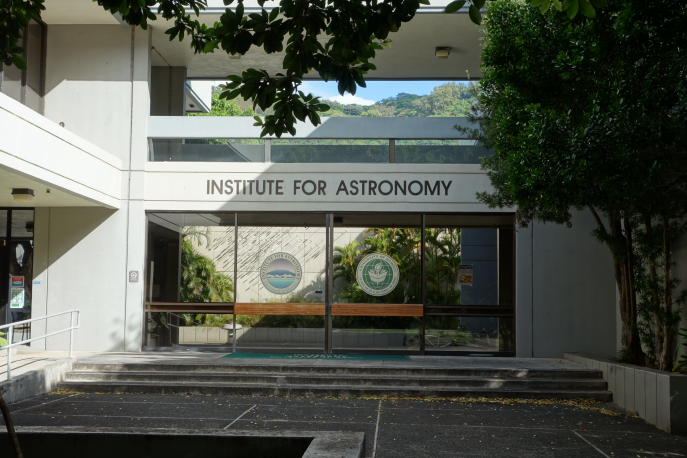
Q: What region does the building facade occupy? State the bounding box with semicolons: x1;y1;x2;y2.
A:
0;0;633;359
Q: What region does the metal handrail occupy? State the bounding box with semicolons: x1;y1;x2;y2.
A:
0;310;80;381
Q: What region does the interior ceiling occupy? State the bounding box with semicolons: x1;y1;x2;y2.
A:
150;13;483;80
41;0;120;25
0;167;104;208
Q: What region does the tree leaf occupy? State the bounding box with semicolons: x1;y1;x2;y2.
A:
540;0;551;13
566;0;579;18
473;0;486;9
579;0;595;18
269;7;279;21
11;55;27;70
588;0;606;6
468;4;482;25
444;1;466;14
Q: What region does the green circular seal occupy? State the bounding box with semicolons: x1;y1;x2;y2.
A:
356;253;399;297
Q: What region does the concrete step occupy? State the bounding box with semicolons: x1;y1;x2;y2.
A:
57;379;613;401
63;370;608;391
69;362;602;380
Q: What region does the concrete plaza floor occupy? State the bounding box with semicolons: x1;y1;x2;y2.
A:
4;391;686;457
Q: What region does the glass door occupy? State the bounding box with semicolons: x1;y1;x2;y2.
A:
234;213;326;352
331;214;423;353
0;209;35;346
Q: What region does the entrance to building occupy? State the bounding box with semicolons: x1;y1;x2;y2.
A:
0;208;35;337
144;212;515;355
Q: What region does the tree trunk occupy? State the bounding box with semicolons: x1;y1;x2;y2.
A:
0;391;23;458
589;207;647;366
610;213;645;364
659;215;674;371
643;213;663;367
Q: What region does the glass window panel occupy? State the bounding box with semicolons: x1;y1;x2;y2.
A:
424;214;514;353
236;213;325;352
332;317;422;351
0;210;34;338
424;316;514;352
396;140;493;164
149;139;264;162
0;210;8;326
271;139;389;163
332;213;421;351
145;213;236;349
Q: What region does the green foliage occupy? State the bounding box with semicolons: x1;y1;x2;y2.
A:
471;0;687;369
180;233;234;303
321;83;476;118
188;91;255;117
0;0;45;70
0;332;7;347
333;227;462;330
443;0;607;23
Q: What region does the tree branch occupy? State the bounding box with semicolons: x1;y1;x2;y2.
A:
588;205;607;235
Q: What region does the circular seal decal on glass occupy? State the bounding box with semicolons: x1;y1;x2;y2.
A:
356;253;399;297
260;252;302;295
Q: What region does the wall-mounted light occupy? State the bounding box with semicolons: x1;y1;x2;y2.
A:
25;222;34;233
11;188;35;202
435;47;450;59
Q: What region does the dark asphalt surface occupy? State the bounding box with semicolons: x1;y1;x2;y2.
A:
3;392;686;457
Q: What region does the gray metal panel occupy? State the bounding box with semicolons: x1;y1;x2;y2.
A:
148;116;477;140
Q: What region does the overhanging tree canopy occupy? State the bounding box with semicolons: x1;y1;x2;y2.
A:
469;0;687;370
2;0;604;137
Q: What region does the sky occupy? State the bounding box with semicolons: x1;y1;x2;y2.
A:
298;80;456;105
190;80;457;107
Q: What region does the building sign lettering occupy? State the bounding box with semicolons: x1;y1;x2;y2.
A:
206;179;452;197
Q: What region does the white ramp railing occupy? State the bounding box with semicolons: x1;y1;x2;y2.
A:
0;310;80;381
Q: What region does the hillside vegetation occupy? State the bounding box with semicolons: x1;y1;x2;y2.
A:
212;82;477;118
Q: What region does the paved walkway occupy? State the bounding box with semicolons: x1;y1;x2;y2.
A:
4;391;685;457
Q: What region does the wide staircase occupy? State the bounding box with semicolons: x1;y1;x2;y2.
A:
59;359;612;401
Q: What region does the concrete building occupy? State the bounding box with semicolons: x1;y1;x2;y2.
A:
1;0;673;360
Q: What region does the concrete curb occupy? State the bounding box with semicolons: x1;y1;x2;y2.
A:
1;427;365;458
564;352;687;434
0;357;75;404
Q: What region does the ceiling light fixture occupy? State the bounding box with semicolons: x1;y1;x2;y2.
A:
435;47;450;59
229;54;241;60
11;188;35;202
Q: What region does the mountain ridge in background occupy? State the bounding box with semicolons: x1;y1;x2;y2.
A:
208;82;477;118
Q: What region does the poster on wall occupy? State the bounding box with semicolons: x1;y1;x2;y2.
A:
458;265;473;286
10;276;25;309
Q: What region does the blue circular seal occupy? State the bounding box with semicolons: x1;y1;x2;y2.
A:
260;252;303;295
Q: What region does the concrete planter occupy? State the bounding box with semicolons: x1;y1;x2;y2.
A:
565;353;687;434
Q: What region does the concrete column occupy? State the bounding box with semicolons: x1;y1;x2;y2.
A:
150;66;187;116
515;224;533;357
124;26;152;351
29;207;50;350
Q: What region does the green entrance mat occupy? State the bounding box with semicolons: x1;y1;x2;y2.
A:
221;353;410;361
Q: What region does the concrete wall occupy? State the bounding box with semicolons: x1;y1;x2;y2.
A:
517;209;617;358
0;93;122;208
670;233;687;366
30;25;152;351
567;353;687;434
